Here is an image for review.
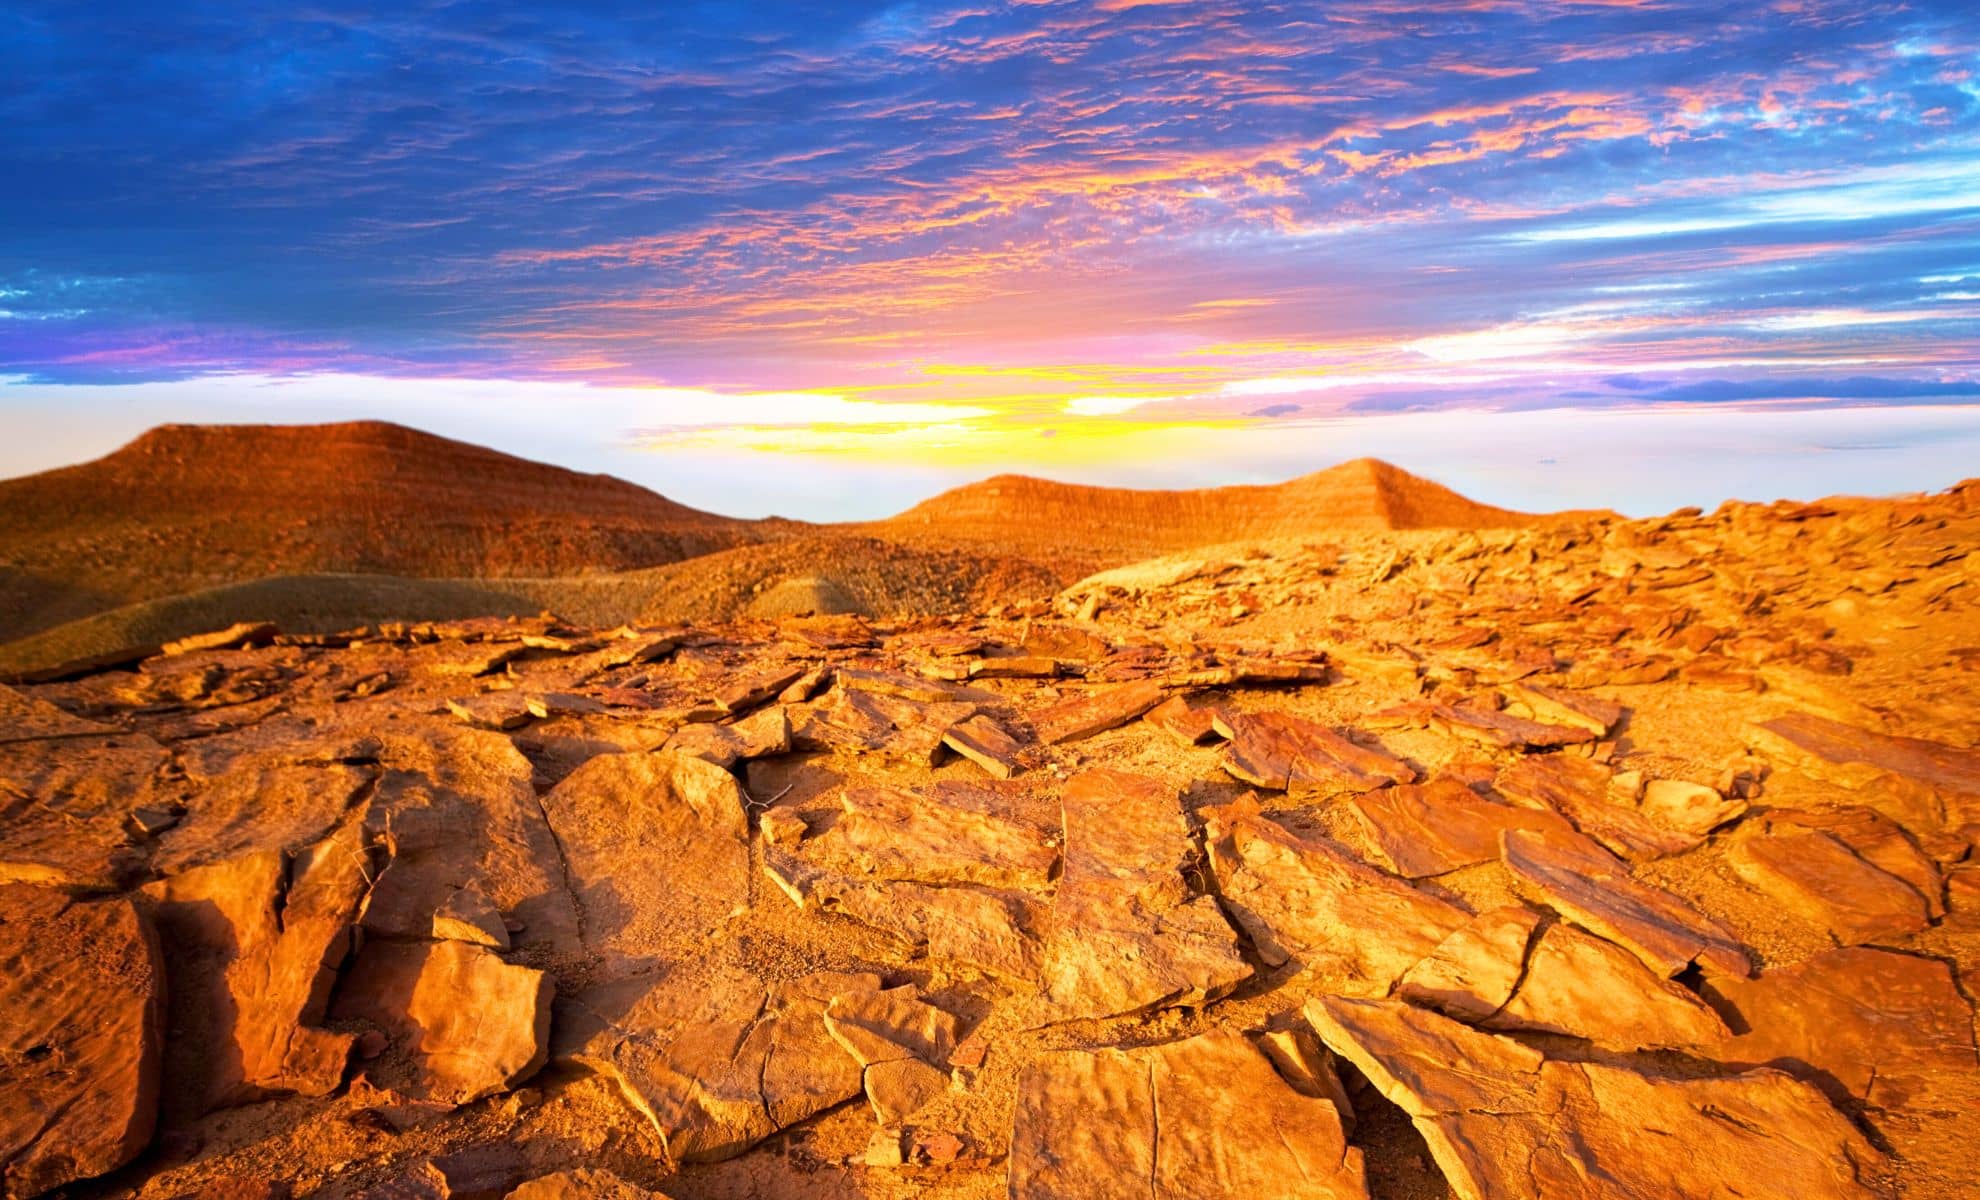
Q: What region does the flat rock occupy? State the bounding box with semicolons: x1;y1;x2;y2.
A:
1500;827;1749;977
1009;1028;1368;1199
0;733;170;888
825;985;962;1124
791;688;976;765
0;683;116;743
1306;995;1891;1200
161;621;280;657
1396;906;1540;1022
1344;778;1571;877
445;692;534;731
1029;680;1165;744
765;849;1045;981
1215;711;1416;794
1637;778;1747;836
0;886;164;1199
506;1169;673;1200
1750;712;1980;805
661;706;790;768
357;724;581;959
940;713;1024;778
1143;694;1222;745
805;783;1055;889
1428;703;1598;750
1705;946;1979;1113
554;966;877;1164
333;938;553;1105
1504;682;1623;735
1484;919;1729;1049
539;750;749;977
1495;755;1701;860
143;814;374;1111
1038;770;1248;1021
1726;819;1932;945
1204;794;1468;993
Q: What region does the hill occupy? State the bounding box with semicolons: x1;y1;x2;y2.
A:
866;457;1542;572
0;420;789;641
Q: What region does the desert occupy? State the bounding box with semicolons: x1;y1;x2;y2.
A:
2;424;1976;1200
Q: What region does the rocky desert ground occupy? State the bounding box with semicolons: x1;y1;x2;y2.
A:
3;455;1978;1200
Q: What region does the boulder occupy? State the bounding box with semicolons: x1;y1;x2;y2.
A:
0;886;164;1198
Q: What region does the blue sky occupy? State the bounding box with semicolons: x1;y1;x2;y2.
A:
2;0;1977;515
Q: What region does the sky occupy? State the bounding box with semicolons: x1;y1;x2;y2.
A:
2;0;1977;518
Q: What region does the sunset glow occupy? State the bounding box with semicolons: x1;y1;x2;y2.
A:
2;0;1977;513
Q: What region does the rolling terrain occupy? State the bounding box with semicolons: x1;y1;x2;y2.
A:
0;423;1556;673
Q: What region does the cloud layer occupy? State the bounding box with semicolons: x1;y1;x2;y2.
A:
1;0;1976;471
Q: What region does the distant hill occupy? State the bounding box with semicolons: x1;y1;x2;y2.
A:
0;420;790;641
866;457;1541;571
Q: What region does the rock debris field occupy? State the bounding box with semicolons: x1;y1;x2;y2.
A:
3;481;1978;1200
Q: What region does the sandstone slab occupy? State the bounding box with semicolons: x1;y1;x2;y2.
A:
1345;778;1570;877
1500;827;1749;977
1215;711;1416;794
1029;680;1165;744
1038;770;1248;1021
0;886;164;1199
1205;794;1467;992
1726;820;1932;945
1307;995;1890;1200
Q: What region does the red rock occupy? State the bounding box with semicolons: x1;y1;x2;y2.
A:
1029;680;1166;744
1503;682;1623;735
1495;754;1701;860
333;938;553;1105
1345;778;1571;877
1204;794;1467;992
162;622;279;657
1726;820;1932;945
1038;770;1249;1021
1214;710;1416;794
1428;703;1598;750
1750;711;1980;806
1307;995;1889;1200
1010;1028;1367;1200
143;814;374;1110
1142;694;1223;745
806;784;1055;889
1500;827;1749;978
941;713;1025;778
1706;947;1978;1115
0;886;164;1198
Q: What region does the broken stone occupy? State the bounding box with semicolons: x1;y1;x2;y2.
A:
1638;778;1747;836
714;665;807;715
1143;694;1222;745
0;682;116;743
1495;754;1701;860
143;814;373;1111
1250;1024;1356;1132
1029;680;1166;744
431;884;511;950
792;688;977;766
1009;1028;1367;1200
759;807;808;846
1215;711;1416;794
0;886;164;1199
506;1169;672;1200
1705;946;1979;1113
766;848;1045;981
1428;703;1598;750
1726;820;1932;945
1500;827;1750;978
1344;778;1571;877
941;712;1024;778
836;666;992;705
0;733;171;888
662;706;791;768
445;692;534;731
807;784;1055;890
539;750;750;977
1395;906;1540;1022
1305;996;1888;1200
1749;711;1980;807
968;655;1060;678
554;966;877;1164
524;691;608;720
333;938;553;1105
1503;681;1623;735
1204;794;1467;992
1039;770;1249;1021
162;621;280;657
825;988;961;1126
1484;920;1730;1050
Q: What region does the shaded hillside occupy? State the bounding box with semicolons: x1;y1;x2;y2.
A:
865;457;1545;573
0;421;791;640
